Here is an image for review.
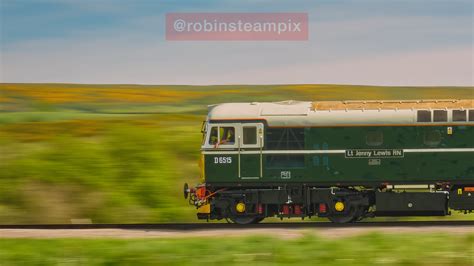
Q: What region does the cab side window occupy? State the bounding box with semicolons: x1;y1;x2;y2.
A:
219;127;235;145
209;127;218;145
208;126;236;146
243;126;257;145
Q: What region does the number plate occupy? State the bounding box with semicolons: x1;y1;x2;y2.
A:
214;156;232;164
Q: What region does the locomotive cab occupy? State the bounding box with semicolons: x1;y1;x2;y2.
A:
201;122;265;180
201;122;264;150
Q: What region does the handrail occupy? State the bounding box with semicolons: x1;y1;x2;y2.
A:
238;135;241;178
260;135;263;178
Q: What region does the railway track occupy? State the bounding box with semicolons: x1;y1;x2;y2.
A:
1;220;472;230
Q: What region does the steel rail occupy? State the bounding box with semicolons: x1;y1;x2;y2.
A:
0;220;472;230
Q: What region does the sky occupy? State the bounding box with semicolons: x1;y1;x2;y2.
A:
0;0;472;86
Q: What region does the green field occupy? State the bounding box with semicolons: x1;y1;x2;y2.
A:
0;83;473;224
0;233;473;265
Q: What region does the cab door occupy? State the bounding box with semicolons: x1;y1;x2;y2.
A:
238;123;264;179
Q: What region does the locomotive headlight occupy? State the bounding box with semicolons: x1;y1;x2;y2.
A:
334;202;345;212
236;202;246;213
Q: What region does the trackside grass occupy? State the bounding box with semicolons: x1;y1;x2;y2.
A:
0;233;473;265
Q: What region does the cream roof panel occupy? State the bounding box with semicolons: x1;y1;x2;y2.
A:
207;100;474;126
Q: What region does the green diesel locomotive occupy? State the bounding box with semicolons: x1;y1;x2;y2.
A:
184;99;474;223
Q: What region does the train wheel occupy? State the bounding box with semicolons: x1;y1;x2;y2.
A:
327;205;362;223
230;216;263;225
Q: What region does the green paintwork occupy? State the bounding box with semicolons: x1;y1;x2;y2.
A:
204;125;474;184
205;154;238;180
240;154;261;178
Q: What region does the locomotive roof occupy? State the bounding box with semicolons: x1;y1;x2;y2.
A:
312;99;473;111
208;99;474;126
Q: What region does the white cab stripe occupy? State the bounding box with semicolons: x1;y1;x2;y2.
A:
202;148;474;155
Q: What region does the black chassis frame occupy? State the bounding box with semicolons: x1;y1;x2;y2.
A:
207;184;372;221
202;181;473;221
